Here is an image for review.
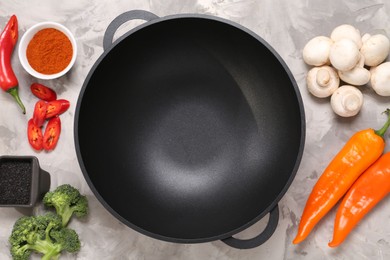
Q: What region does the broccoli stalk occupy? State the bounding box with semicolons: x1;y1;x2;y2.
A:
9;213;80;260
43;184;88;227
21;222;61;260
16;224;62;260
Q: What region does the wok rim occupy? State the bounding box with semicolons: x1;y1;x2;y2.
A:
74;12;306;244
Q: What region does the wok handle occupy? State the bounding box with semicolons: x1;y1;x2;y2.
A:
221;204;279;249
103;10;159;51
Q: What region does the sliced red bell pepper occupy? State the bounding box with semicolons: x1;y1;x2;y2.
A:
32;100;47;127
27;119;43;150
30;83;57;101
0;15;25;113
45;99;70;119
43;116;61;151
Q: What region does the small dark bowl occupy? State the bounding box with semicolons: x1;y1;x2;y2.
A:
0;156;50;208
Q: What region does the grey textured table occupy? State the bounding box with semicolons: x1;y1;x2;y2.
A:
1;1;390;259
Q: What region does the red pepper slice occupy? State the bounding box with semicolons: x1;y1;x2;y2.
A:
43;116;61;151
0;15;25;113
30;83;57;101
27;119;43;150
46;99;70;119
32;100;47;127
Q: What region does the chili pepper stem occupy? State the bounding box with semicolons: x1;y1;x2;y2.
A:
374;109;390;137
7;87;26;114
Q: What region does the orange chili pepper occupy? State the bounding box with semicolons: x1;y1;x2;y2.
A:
329;151;390;247
293;109;390;244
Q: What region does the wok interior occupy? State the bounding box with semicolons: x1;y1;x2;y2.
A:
77;18;303;240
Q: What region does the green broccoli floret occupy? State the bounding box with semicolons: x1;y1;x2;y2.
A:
9;212;80;260
43;184;88;226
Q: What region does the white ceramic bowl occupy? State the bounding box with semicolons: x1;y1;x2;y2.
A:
18;22;77;80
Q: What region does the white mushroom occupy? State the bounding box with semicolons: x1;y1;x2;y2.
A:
302;36;333;66
338;54;371;86
361;33;371;44
331;85;363;117
360;34;390;67
330;24;362;49
339;68;370;86
356;52;365;68
329;39;360;71
306;66;340;98
370;62;390;96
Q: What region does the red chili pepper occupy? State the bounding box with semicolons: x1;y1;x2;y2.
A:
27;119;43;150
30;83;57;101
0;15;25;114
32;100;47;128
329;152;390;247
45;99;70;119
43;116;61;151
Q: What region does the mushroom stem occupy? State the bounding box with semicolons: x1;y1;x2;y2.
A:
330;85;363;117
316;69;331;87
306;66;339;98
342;93;360;112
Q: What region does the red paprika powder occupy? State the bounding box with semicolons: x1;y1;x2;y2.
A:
26;28;73;75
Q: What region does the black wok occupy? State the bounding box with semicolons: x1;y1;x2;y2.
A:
75;10;305;249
